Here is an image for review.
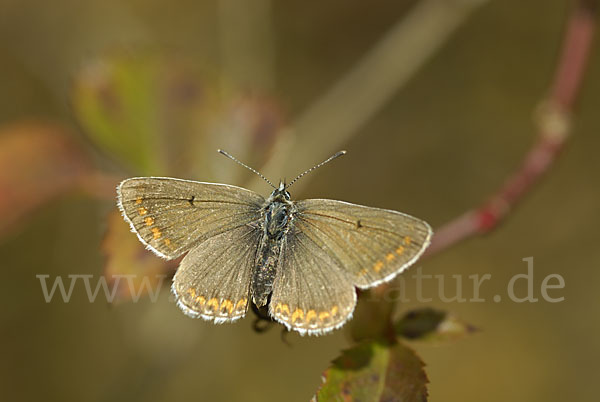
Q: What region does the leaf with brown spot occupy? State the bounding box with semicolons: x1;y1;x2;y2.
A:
315;341;428;402
102;209;177;303
0;121;90;237
395;308;478;343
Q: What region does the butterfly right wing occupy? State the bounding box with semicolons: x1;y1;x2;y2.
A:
172;223;262;323
117;177;265;259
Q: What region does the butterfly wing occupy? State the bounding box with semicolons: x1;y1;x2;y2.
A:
172;223;262;323
117;177;264;259
269;227;357;335
292;199;432;288
269;198;431;335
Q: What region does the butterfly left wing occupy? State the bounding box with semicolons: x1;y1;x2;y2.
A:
269;226;357;335
269;199;431;335
117;177;264;259
292;199;432;289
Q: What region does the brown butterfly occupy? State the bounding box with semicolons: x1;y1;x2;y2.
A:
117;150;432;335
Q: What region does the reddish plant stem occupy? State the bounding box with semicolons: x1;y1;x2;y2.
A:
425;0;597;257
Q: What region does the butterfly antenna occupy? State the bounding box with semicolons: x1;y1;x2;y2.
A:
286;150;347;189
217;149;277;189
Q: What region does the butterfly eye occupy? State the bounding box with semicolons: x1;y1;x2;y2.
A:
284;191;291;200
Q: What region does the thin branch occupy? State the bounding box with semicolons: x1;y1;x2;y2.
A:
425;0;597;256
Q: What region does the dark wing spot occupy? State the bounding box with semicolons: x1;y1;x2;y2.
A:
355;219;363;229
188;195;195;206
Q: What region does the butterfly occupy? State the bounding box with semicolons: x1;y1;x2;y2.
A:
116;150;432;335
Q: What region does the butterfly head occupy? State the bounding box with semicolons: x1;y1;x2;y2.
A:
218;148;346;202
269;180;291;202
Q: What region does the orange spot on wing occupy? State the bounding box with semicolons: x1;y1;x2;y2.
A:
152;227;161;239
373;261;384;273
306;310;317;323
220;299;234;314
403;236;412;245
386;253;395;262
291;308;305;323
319;311;330;321
275;302;290;318
207;298;219;311
135;198;143;205
331;305;339;316
138;207;148;215
396;246;405;255
145;216;154;226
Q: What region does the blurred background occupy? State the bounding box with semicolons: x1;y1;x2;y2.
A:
1;0;598;401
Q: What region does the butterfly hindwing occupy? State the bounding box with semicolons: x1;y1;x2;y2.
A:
117;177;264;259
269;226;357;335
172;224;262;322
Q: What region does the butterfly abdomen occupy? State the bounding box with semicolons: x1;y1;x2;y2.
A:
251;236;281;307
251;198;293;307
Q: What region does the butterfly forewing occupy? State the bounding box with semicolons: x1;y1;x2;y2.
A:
293;199;432;288
117;177;264;259
172;224;262;322
269;228;357;335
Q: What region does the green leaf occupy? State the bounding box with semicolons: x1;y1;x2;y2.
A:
395;308;477;343
73;53;167;174
315;341;428;402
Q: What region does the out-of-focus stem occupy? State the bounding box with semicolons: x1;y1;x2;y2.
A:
217;0;275;93
247;0;489;192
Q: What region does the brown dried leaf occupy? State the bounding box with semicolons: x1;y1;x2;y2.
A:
102;210;177;303
0;121;90;237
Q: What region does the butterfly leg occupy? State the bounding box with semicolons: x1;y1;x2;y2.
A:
251;302;274;333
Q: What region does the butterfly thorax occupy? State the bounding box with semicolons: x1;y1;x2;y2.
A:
251;185;294;307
